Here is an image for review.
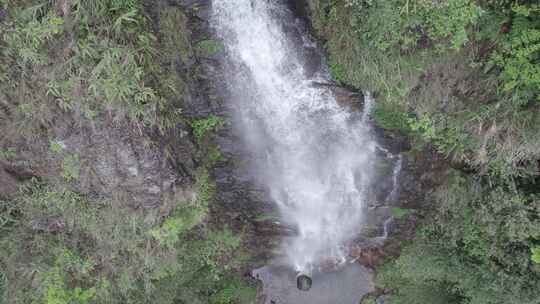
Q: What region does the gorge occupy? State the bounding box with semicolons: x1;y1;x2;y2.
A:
1;0;538;303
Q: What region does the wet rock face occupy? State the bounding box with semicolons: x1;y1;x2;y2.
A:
286;0;316;23
174;0;212;21
2;114;196;209
311;82;365;112
173;0;279;265
47;119;195;208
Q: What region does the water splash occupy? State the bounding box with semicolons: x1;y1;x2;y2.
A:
212;0;377;273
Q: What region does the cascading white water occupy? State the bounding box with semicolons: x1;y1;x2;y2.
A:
212;0;377;273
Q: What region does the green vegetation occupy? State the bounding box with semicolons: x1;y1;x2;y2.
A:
0;148;16;160
191;115;227;167
61;153;80;182
0;1;254;304
191;115;226;142
311;0;540;303
0;177;253;304
532;247;540;264
196;39;225;57
0;0;184;138
49;141;64;154
390;207;413;219
372;101;411;134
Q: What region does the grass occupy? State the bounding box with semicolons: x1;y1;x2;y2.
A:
0;178;251;304
49;141;64;154
61;154;80;182
391;207;413;219
0;148;16;160
195;39;224;57
0;0;187;138
254;212;280;222
0;271;5;304
191;115;225;143
372;101;412;133
0;2;255;303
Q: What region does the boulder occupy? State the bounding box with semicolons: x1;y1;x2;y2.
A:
296;274;312;291
311;82;365;112
349;245;385;268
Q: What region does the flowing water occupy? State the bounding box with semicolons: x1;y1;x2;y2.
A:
209;1;400;302
212;0;377;273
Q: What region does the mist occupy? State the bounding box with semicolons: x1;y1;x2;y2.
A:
212;0;377;273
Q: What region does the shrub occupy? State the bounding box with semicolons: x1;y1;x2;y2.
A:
490;4;540;105
0;179;249;304
196;39;224;57
372;101;411;133
0;0;184;136
191;115;225;142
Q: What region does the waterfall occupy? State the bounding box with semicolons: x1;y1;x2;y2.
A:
212;0;377;273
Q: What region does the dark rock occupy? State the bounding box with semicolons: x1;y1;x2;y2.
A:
311;82;365;112
172;0;212;20
286;0;312;22
296;274;312;291
0;160;40;199
0;160;40;180
47;119;193;209
0;168;18;199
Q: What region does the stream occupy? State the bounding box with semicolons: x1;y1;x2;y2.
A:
211;1;400;303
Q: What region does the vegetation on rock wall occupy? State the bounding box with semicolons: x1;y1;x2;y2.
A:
0;1;254;303
310;0;540;303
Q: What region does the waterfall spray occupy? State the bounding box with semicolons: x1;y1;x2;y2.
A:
212;0;377;277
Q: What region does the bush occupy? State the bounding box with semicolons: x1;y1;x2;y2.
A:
377;172;540;304
372;101;411;133
311;2;540;303
0;179;248;304
490;4;540;105
191;115;225;142
0;0;184;136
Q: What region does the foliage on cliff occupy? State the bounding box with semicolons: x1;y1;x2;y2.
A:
311;0;540;303
0;1;254;303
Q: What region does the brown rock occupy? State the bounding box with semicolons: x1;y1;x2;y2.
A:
0;168;18;199
311;82;365;112
350;245;386;268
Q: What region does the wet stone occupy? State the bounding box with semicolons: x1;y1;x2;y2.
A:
297;274;312;291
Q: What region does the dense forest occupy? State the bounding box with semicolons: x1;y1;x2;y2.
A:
307;0;540;303
1;0;539;303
